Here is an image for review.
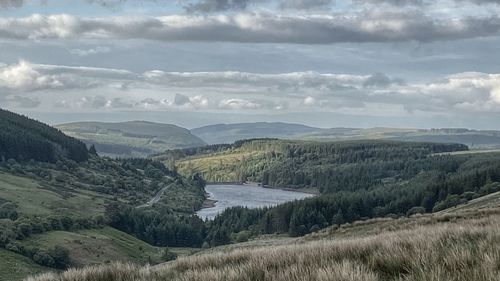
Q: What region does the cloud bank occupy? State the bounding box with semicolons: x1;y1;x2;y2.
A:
2;61;500;117
1;12;500;44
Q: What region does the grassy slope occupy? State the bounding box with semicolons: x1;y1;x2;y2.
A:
57;121;206;157
176;150;267;182
0;248;51;281
26;194;500;281
18;227;196;268
0;172;106;217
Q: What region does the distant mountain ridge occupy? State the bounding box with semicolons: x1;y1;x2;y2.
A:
56;121;206;158
56;120;500;158
192;123;500;149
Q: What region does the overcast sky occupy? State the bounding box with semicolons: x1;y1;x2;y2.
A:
1;0;500;129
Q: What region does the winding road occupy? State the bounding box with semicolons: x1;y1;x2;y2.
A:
137;185;170;208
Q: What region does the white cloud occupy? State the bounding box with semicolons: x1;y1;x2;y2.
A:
70;46;111;57
0;60;135;92
0;60;64;91
303;96;316;106
218;98;262;109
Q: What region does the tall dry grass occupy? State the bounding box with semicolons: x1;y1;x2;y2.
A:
26;209;500;281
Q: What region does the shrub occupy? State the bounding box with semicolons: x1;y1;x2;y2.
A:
33;251;55;267
406;207;426;217
162;248;177;262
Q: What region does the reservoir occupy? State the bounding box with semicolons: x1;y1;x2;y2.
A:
196;184;314;220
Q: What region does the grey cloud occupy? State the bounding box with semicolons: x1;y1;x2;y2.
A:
363;73;404;88
279;0;334;10
53;100;70;108
109;97;134;108
353;0;426;6
84;0;126;7
75;96;108;109
0;0;24;8
466;0;500;3
140;98;161;105
174;93;191;105
80;96;134;109
185;0;252;12
356;0;500;6
4;95;41;108
2;13;500;44
91;95;108;108
185;0;334;12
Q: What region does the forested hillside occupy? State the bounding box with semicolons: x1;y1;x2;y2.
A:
162;139;468;191
0;109;89;163
158;139;500;243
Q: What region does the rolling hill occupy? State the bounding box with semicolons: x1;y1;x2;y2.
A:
191;122;323;144
56;121;207;158
191;123;500;149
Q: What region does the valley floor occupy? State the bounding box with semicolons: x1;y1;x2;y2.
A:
26;193;500;281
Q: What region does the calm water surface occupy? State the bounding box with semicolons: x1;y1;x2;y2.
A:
196;184;314;220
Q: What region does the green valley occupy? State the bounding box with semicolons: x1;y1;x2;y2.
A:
3;109;500;281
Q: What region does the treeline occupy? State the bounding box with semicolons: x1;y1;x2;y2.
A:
106;203;206;247
205;152;500;243
0;109;89;163
154;138;279;161
0;213;105;248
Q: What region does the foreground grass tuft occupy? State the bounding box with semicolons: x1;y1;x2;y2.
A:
26;210;500;281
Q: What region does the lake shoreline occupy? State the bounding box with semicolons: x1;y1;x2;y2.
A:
197;184;315;220
205;182;319;195
201;198;218;209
